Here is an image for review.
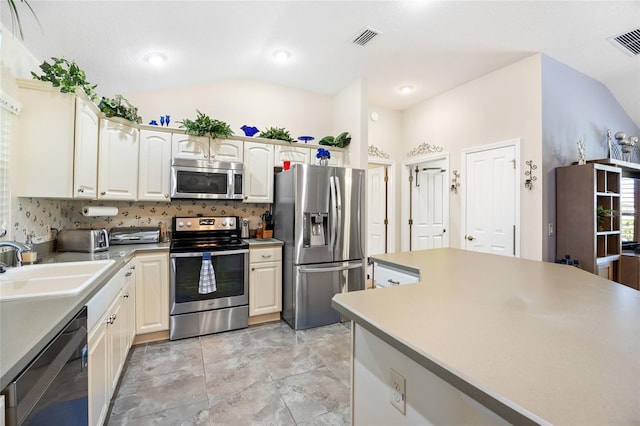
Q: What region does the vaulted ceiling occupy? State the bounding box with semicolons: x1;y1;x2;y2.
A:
4;1;640;125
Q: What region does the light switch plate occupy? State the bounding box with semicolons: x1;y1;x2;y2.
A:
389;368;406;414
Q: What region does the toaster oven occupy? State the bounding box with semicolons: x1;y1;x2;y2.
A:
56;229;109;252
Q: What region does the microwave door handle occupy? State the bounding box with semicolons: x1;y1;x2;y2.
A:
228;170;234;198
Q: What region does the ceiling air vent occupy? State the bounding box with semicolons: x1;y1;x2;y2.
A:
352;27;380;46
608;27;640;56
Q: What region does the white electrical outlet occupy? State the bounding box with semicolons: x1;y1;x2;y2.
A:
389;368;406;414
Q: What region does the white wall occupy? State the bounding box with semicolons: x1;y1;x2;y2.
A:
126;79;334;145
401;54;543;260
368;105;403;251
333;78;368;169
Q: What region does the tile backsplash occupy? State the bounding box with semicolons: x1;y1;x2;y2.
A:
13;198;270;243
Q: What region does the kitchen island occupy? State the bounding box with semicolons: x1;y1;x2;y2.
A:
332;248;639;425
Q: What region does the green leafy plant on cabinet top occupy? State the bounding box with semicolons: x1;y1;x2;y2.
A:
31;57;98;101
319;131;351;148
179;110;234;139
258;127;294;143
98;95;142;124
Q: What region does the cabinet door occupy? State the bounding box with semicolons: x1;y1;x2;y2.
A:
73;96;99;199
171;134;209;160
244;142;275;203
15;80;76;198
328;150;345;166
139;130;171;201
249;261;282;316
98;119;139;200
274;145;311;167
135;253;170;334
88;317;109;426
122;262;137;350
107;295;126;395
212;139;243;162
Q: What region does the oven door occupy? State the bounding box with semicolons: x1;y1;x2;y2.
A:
170;249;249;315
171;165;243;200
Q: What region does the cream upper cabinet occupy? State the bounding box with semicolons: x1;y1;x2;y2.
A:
249;246;283;317
171;134;209;160
73;96;100;198
135;252;170;335
244;142;275;203
14;79;99;199
274;145;311;167
327;150;345;166
98;119;139;200
138;130;171;201
211;138;243;162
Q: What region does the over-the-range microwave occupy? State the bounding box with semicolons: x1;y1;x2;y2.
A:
170;158;244;200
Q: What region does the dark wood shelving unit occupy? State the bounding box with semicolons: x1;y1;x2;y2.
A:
556;163;621;281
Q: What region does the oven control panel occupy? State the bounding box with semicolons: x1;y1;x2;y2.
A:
174;216;238;231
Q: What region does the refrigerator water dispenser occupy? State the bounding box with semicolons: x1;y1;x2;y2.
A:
304;212;328;247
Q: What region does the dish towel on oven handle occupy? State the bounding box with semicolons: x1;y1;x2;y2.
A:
199;252;217;294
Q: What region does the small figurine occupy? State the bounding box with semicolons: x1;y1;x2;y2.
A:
241;125;260;137
577;138;586;165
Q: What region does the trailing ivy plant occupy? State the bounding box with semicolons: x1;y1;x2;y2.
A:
319;131;351;148
31;57;98;101
258;127;294;143
178;110;234;139
98;95;142;124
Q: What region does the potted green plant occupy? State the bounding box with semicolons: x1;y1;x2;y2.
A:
178;110;234;139
319;131;351;148
31;57;98;101
98;95;142;124
597;206;616;231
258;127;295;143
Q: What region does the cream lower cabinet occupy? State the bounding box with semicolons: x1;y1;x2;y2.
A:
88;259;135;426
138;130;171;201
244;142;275;203
98;119;139;200
249;246;282;316
135;252;170;334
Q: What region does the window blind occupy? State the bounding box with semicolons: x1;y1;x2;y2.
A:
0;91;22;238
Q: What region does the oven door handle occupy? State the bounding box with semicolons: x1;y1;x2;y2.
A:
170;249;249;258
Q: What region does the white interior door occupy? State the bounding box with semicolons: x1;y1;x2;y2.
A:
411;158;449;250
367;165;387;256
464;144;517;256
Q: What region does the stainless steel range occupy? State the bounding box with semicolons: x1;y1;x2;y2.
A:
169;216;249;340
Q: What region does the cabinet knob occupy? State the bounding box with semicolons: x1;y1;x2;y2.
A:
130;265;136;270
100;191;106;196
165;194;169;198
204;154;208;158
251;267;255;271
466;235;475;241
125;271;132;277
123;293;129;298
244;196;248;200
77;187;84;193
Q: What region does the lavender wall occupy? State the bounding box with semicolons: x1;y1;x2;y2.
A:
542;54;640;261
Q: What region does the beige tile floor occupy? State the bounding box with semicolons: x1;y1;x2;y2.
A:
107;321;352;425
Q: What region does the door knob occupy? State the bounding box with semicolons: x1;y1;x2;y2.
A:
466;235;475;241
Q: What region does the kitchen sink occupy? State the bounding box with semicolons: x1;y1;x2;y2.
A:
0;260;115;301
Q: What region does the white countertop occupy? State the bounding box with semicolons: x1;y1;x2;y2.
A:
333;249;640;425
0;244;169;389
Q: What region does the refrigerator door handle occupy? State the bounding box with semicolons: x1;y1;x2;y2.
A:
329;175;337;251
299;262;364;273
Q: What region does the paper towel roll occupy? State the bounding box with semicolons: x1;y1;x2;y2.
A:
81;206;119;217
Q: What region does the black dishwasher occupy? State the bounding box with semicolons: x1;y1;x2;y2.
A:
2;307;88;426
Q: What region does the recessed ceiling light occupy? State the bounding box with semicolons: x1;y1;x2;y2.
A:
399;85;414;95
144;52;167;66
273;49;292;62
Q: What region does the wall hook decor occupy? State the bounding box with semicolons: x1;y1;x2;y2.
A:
524;160;537;190
450;170;460;193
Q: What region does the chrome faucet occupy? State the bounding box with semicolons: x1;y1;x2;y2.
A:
0;241;32;267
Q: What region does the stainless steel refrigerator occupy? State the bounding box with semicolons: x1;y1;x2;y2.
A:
274;164;366;330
